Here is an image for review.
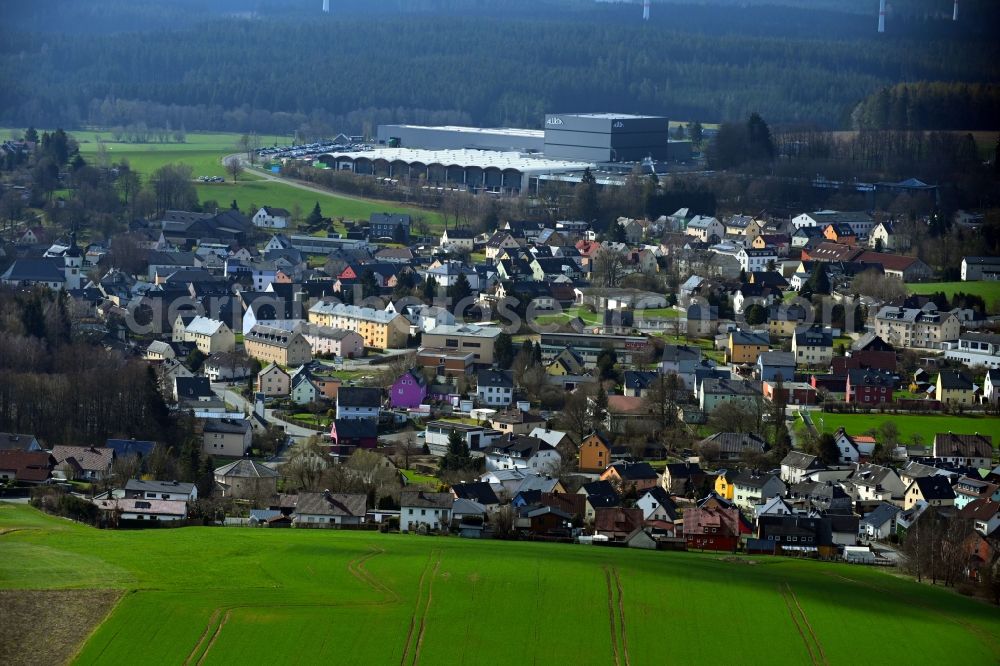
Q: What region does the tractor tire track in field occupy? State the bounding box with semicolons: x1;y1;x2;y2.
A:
347;546;398;604
412;557;442;665
603;565;629;666
185;547;397;665
196;609;232;666
779;583;826;666
184;609;222;666
400;549;441;666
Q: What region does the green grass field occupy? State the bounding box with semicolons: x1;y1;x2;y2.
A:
5;127;444;231
815;412;1000;445
3;503;998;664
907;281;1000;311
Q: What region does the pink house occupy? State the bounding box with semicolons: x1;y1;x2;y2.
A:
390;369;428;409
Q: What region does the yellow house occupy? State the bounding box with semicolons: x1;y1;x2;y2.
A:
546;348;585;376
308;301;409;350
936;369;975;406
714;470;737;500
578;432;612;473
728;329;770;364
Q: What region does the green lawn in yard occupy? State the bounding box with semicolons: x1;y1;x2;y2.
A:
908;281;1000;312
635;307;681;318
1;503;998;664
399;469;439;486
816;412;1000;445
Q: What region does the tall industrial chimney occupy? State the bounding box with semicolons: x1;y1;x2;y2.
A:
643;0;650;21
322;0;330;13
953;0;958;21
877;0;885;32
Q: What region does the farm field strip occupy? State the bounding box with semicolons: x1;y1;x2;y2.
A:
2;505;999;664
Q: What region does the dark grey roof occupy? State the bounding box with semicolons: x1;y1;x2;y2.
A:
451;482;500;505
295;491;367;517
337;387;382;408
781;451;824;471
1;258;65;283
175;376;213;399
478;369;514;389
401;490;453;510
124;479;196;494
581;480;621;508
937;370;973;391
912;476;956;501
203;418;251;434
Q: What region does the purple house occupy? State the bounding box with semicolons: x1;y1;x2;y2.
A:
390;369;428;409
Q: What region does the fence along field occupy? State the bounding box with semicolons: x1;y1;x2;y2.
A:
1;504;998;664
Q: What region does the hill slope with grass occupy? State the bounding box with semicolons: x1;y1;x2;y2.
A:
1;503;998;664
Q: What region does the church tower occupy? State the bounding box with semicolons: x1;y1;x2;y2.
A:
63;231;83;290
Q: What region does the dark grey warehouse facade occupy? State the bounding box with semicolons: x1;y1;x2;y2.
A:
543;113;672;162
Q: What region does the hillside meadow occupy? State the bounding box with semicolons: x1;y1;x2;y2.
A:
815;412;1000;445
3;128;445;230
1;503;998;665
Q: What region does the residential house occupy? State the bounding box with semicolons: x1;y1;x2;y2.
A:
201;418;252;457
756;351;795;382
203;352;254;382
845;369;897;405
440;227;476;252
50;445;114;482
985;370;1000;407
308;301;409;350
104;439;156;461
636;486;678;523
699;378;761;413
174;376;215;404
257;363;290;396
958;499;1000;537
92;497;188;522
823;223;857;245
732;471;787;513
123;479;198;502
300;325;365;359
685;215;724;243
0;433;43;452
737;247;777;273
792;325;833;368
684;501;744;551
875;305;960;349
903;475;956;510
185;316;236;355
579;432;613;473
329;419;379;458
714;470;738;500
489;410;545;437
600;462;659;493
422;324;502;365
859;502;901;541
390;369;428;409
477;369;514;407
961;256;1000;281
485;436;560;474
294;491;368;527
336;387;382;421
0;450;54;484
869;221;910;251
661;462;705;495
369;212;410;242
698;432;769;462
213;459;279;499
245;324;313;367
577;480;621;522
450;482;501;508
290;372;320;405
832;428;876;464
595;507;644;542
252;206;291;229
936;370;975;406
400;490;453;532
780;452;825;485
728;329;770;364
686;302;719;337
953;477;998;510
932;433;993;469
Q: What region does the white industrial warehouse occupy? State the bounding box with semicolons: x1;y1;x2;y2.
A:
318;148;595;194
